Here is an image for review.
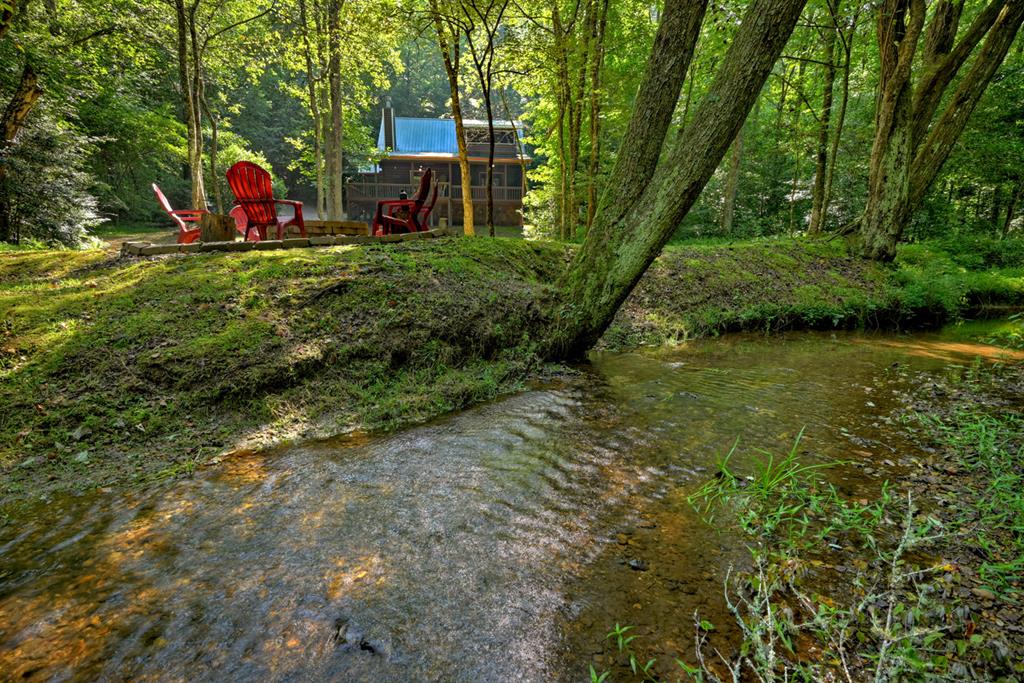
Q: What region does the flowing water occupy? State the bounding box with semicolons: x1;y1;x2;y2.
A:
1;326;1019;682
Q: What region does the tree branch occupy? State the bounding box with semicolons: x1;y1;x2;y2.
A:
203;2;275;50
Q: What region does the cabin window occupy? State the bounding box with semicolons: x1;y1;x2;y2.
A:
472;165;487;186
507;165;522;186
471;166;504;186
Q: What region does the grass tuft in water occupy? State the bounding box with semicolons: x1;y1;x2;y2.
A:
688;430;885;551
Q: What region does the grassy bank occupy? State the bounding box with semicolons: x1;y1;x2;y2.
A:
3;235;1024;508
605;237;1024;347
0;238;563;508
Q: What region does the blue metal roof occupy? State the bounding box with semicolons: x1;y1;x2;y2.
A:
378;116;458;154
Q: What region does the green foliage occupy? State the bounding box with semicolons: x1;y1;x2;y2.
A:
688;431;888;552
0;109;105;246
980;312;1024;349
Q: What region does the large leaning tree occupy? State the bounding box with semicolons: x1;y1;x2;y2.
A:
860;0;1024;260
543;0;810;358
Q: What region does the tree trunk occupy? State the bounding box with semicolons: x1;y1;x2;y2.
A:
775;63;793;130
325;0;345;220
429;0;474;236
175;0;206;210
808;1;840;235
199;212;236;242
720;126;744;234
821;8;858;230
453;110;475;236
298;0;325;218
484;92;495;236
545;0;807;358
319;86;330;219
859;0;924;261
990;186;1003;225
1;64;41;146
860;88;915;261
908;0;1024;209
463;1;509;237
552;5;571;239
200;93;224;213
566;2;592;239
1004;180;1022;236
0;63;43;243
500;86;529;223
1;0;16;41
681;58;696;127
585;0;609;234
860;0;1023;259
787;59;806;235
911;0;1006;150
583;0;708;237
557;108;569;238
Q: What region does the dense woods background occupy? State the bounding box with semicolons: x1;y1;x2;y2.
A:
1;0;1021;251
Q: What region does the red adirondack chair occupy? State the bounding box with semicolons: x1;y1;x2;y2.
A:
417;180;440;229
372;168;433;236
153;183;207;244
229;205;260;241
226;161;306;241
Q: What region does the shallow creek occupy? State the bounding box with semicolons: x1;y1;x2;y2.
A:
1;326;1018;681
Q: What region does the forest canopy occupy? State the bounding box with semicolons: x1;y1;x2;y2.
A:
0;0;1021;258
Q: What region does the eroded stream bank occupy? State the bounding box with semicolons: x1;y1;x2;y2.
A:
1;325;1020;681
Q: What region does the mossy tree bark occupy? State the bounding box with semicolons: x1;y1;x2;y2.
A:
859;0;924;261
544;0;808;358
908;0;1024;209
860;0;1024;260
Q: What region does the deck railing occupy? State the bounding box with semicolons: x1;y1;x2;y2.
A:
450;185;523;201
348;182;523;202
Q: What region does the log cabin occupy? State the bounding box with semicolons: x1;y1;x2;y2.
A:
348;100;529;227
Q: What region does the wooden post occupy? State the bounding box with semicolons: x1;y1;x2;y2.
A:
199;213;236;242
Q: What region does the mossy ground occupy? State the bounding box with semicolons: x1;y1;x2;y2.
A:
603;237;1024;348
0;238;563;509
3;234;1023;508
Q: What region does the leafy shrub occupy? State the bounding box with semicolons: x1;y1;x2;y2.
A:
0;108;104;247
933;235;1024;269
